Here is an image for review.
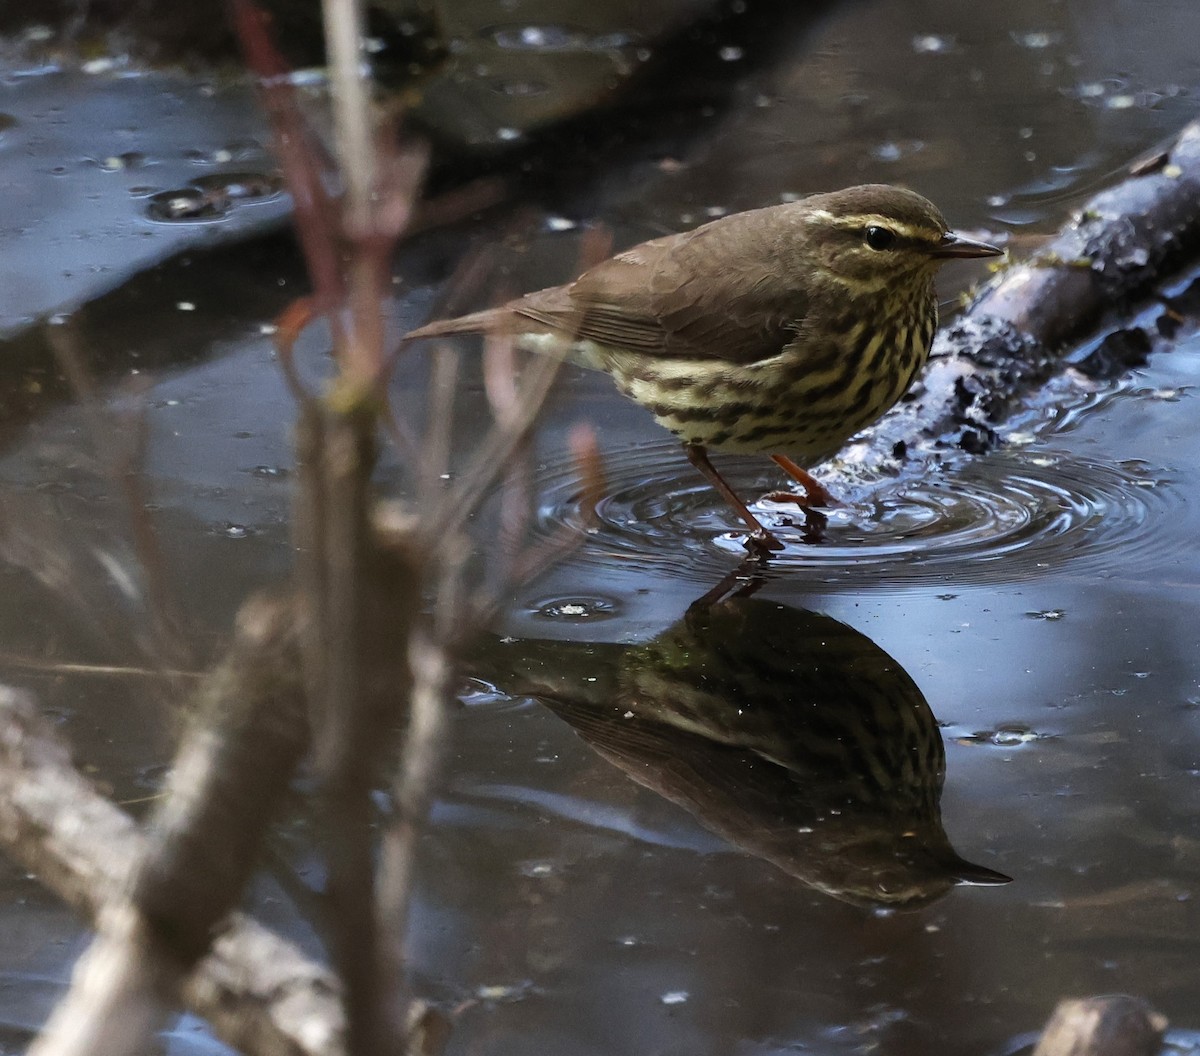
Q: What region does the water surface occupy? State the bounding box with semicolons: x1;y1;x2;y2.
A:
2;0;1200;1053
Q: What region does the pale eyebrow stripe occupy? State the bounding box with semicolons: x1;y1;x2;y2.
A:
806;210;937;241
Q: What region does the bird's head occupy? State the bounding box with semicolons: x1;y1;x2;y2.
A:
798;184;1003;293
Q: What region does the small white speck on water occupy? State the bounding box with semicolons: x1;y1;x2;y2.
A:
911;33;953;54
661;991;689;1006
718;46;743;61
623;711;634;719
546;216;577;231
176;301;196;311
1012;30;1060;49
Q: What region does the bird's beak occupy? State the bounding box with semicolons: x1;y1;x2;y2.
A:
929;231;1004;260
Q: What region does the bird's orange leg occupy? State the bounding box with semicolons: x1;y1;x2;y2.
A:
685;444;784;554
765;454;840;508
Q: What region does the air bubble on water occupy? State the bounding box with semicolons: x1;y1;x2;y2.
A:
190;171;282;201
491;79;550;97
532;596;620;621
487;23;634;51
489;24;579;50
1026;609;1066;620
960;724;1045;747
220;523;251;539
872;139;924;162
718;46;743;61
98;151;145;171
476;981;535;1003
661;991;689;1006
146;187;229;222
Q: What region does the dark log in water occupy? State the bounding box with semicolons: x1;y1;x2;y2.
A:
855;118;1200;474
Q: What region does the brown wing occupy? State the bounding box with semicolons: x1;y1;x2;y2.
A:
510;205;809;365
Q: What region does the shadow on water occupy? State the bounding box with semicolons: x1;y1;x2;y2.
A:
474;572;1010;909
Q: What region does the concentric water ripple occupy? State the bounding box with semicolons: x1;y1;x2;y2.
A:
531;441;1175;584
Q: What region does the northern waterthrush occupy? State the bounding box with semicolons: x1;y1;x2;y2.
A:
407;184;1003;553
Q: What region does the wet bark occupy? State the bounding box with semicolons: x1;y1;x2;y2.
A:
856;117;1200;472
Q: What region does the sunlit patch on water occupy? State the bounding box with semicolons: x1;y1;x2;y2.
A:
531;441;1174;585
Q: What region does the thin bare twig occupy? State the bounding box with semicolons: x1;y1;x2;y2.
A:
321;0;374;232
427;347;566;541
376;629;454;1025
417;344;460;511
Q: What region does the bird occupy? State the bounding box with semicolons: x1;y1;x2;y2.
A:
405;184;1003;553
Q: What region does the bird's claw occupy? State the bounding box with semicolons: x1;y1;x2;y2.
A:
744;530;785;557
762;489;840;510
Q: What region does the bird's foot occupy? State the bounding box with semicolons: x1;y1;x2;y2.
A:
797;507;828;544
744;530;785;557
761;486;841;509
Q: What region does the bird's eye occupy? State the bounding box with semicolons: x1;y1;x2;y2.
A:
863;225;896;250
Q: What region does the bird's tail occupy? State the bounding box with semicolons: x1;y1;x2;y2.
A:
404;307;507;340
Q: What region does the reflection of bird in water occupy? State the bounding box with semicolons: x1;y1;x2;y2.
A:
481;574;1009;909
